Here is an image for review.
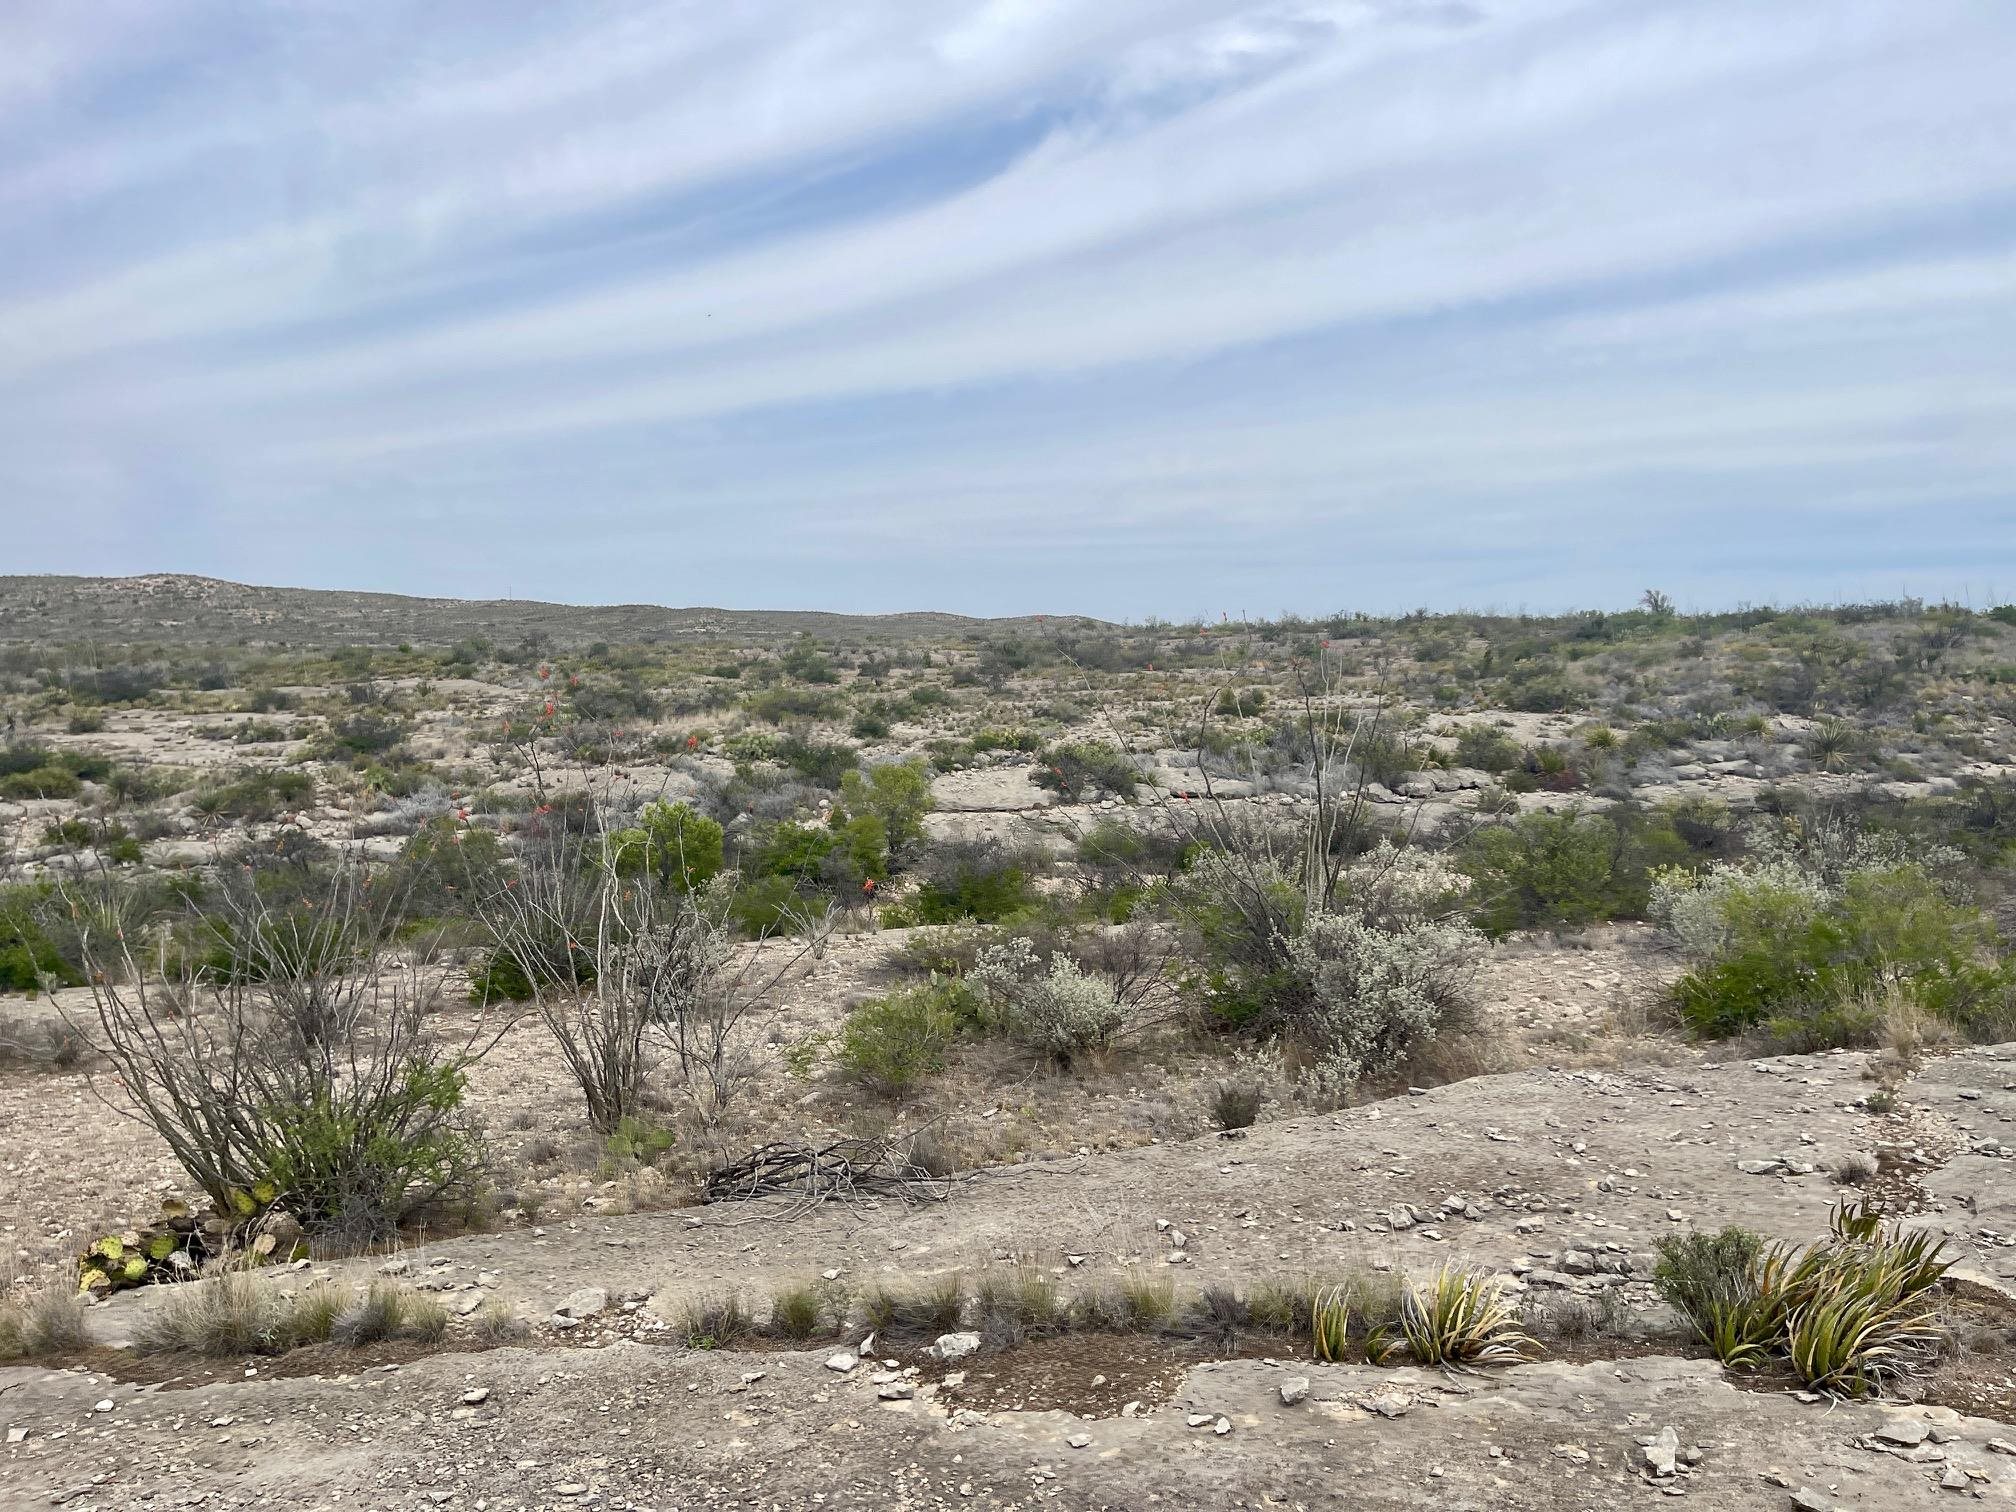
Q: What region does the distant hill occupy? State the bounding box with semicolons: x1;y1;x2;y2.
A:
0;574;1097;648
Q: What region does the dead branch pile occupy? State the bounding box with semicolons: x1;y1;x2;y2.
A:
701;1133;951;1211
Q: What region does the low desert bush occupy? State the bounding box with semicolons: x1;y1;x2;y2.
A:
1210;1081;1264;1131
1655;1203;1953;1394
835;982;964;1095
1030;742;1138;802
1070;1273;1178;1335
1460;806;1693;936
893;840;1038;925
1659;861;2012;1045
334;1282;448;1346
967;937;1127;1064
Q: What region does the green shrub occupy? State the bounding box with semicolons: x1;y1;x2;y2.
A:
779;734;857;787
1669;863;2011;1042
839;760;934;853
1657;1204;1952;1395
1031;742;1138;802
725;873;817;936
902;841;1036;924
0;890;83;992
253;1065;484;1236
1653;1226;1765;1336
767;1283;830;1342
0;765;82;800
605;802;725;893
836;982;964;1095
1460;807;1691;936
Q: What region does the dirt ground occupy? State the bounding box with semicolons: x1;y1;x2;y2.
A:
8;1036;2016;1509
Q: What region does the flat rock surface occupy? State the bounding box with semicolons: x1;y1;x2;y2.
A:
5;1343;2013;1508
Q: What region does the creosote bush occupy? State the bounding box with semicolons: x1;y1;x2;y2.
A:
835;981;964;1095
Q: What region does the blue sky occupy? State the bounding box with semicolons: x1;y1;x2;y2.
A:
3;0;2014;619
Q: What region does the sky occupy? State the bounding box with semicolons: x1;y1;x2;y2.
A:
3;0;2014;620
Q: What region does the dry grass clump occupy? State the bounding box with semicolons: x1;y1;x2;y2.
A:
1829;1150;1880;1185
972;1266;1061;1347
331;1281;448;1347
130;1274;448;1357
468;1302;533;1346
861;1273;964;1337
0;1286;90;1360
679;1294;753;1350
766;1283;832;1342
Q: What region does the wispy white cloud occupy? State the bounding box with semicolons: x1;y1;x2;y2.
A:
1;0;2012;612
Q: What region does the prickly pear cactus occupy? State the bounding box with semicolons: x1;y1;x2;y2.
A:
75;1192;301;1293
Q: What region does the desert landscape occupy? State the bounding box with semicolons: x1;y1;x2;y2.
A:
6;577;2016;1508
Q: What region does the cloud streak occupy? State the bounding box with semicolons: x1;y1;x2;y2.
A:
2;0;2013;614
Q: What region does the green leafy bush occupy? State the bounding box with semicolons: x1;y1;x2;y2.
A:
899;841;1035;924
253;1064;483;1234
1460;806;1692;935
1031;742;1138;802
0;889;83;992
1656;1203;1953;1396
0;765;82;800
840;760;934;853
1452;725;1523;773
605;802;725;893
835;981;965;1094
1665;863;2011;1042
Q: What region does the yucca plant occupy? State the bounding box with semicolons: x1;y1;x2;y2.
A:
1311;1283;1354;1363
1397;1268;1541;1368
1784;1288;1942;1396
1698;1294;1777;1369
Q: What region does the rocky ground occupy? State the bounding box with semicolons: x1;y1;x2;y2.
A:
1;924;1676;1280
8;1042;2016;1510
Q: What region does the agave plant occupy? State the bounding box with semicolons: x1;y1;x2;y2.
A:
1398;1267;1541;1368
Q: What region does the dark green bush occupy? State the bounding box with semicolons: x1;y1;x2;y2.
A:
0;889;82;993
1031;742;1138;802
1673;865;2012;1042
901;842;1036;924
605;802;725;893
1461;807;1691;936
836;982;966;1094
0;766;82;800
1453;724;1523;773
1653;1226;1764;1333
778;734;858;788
